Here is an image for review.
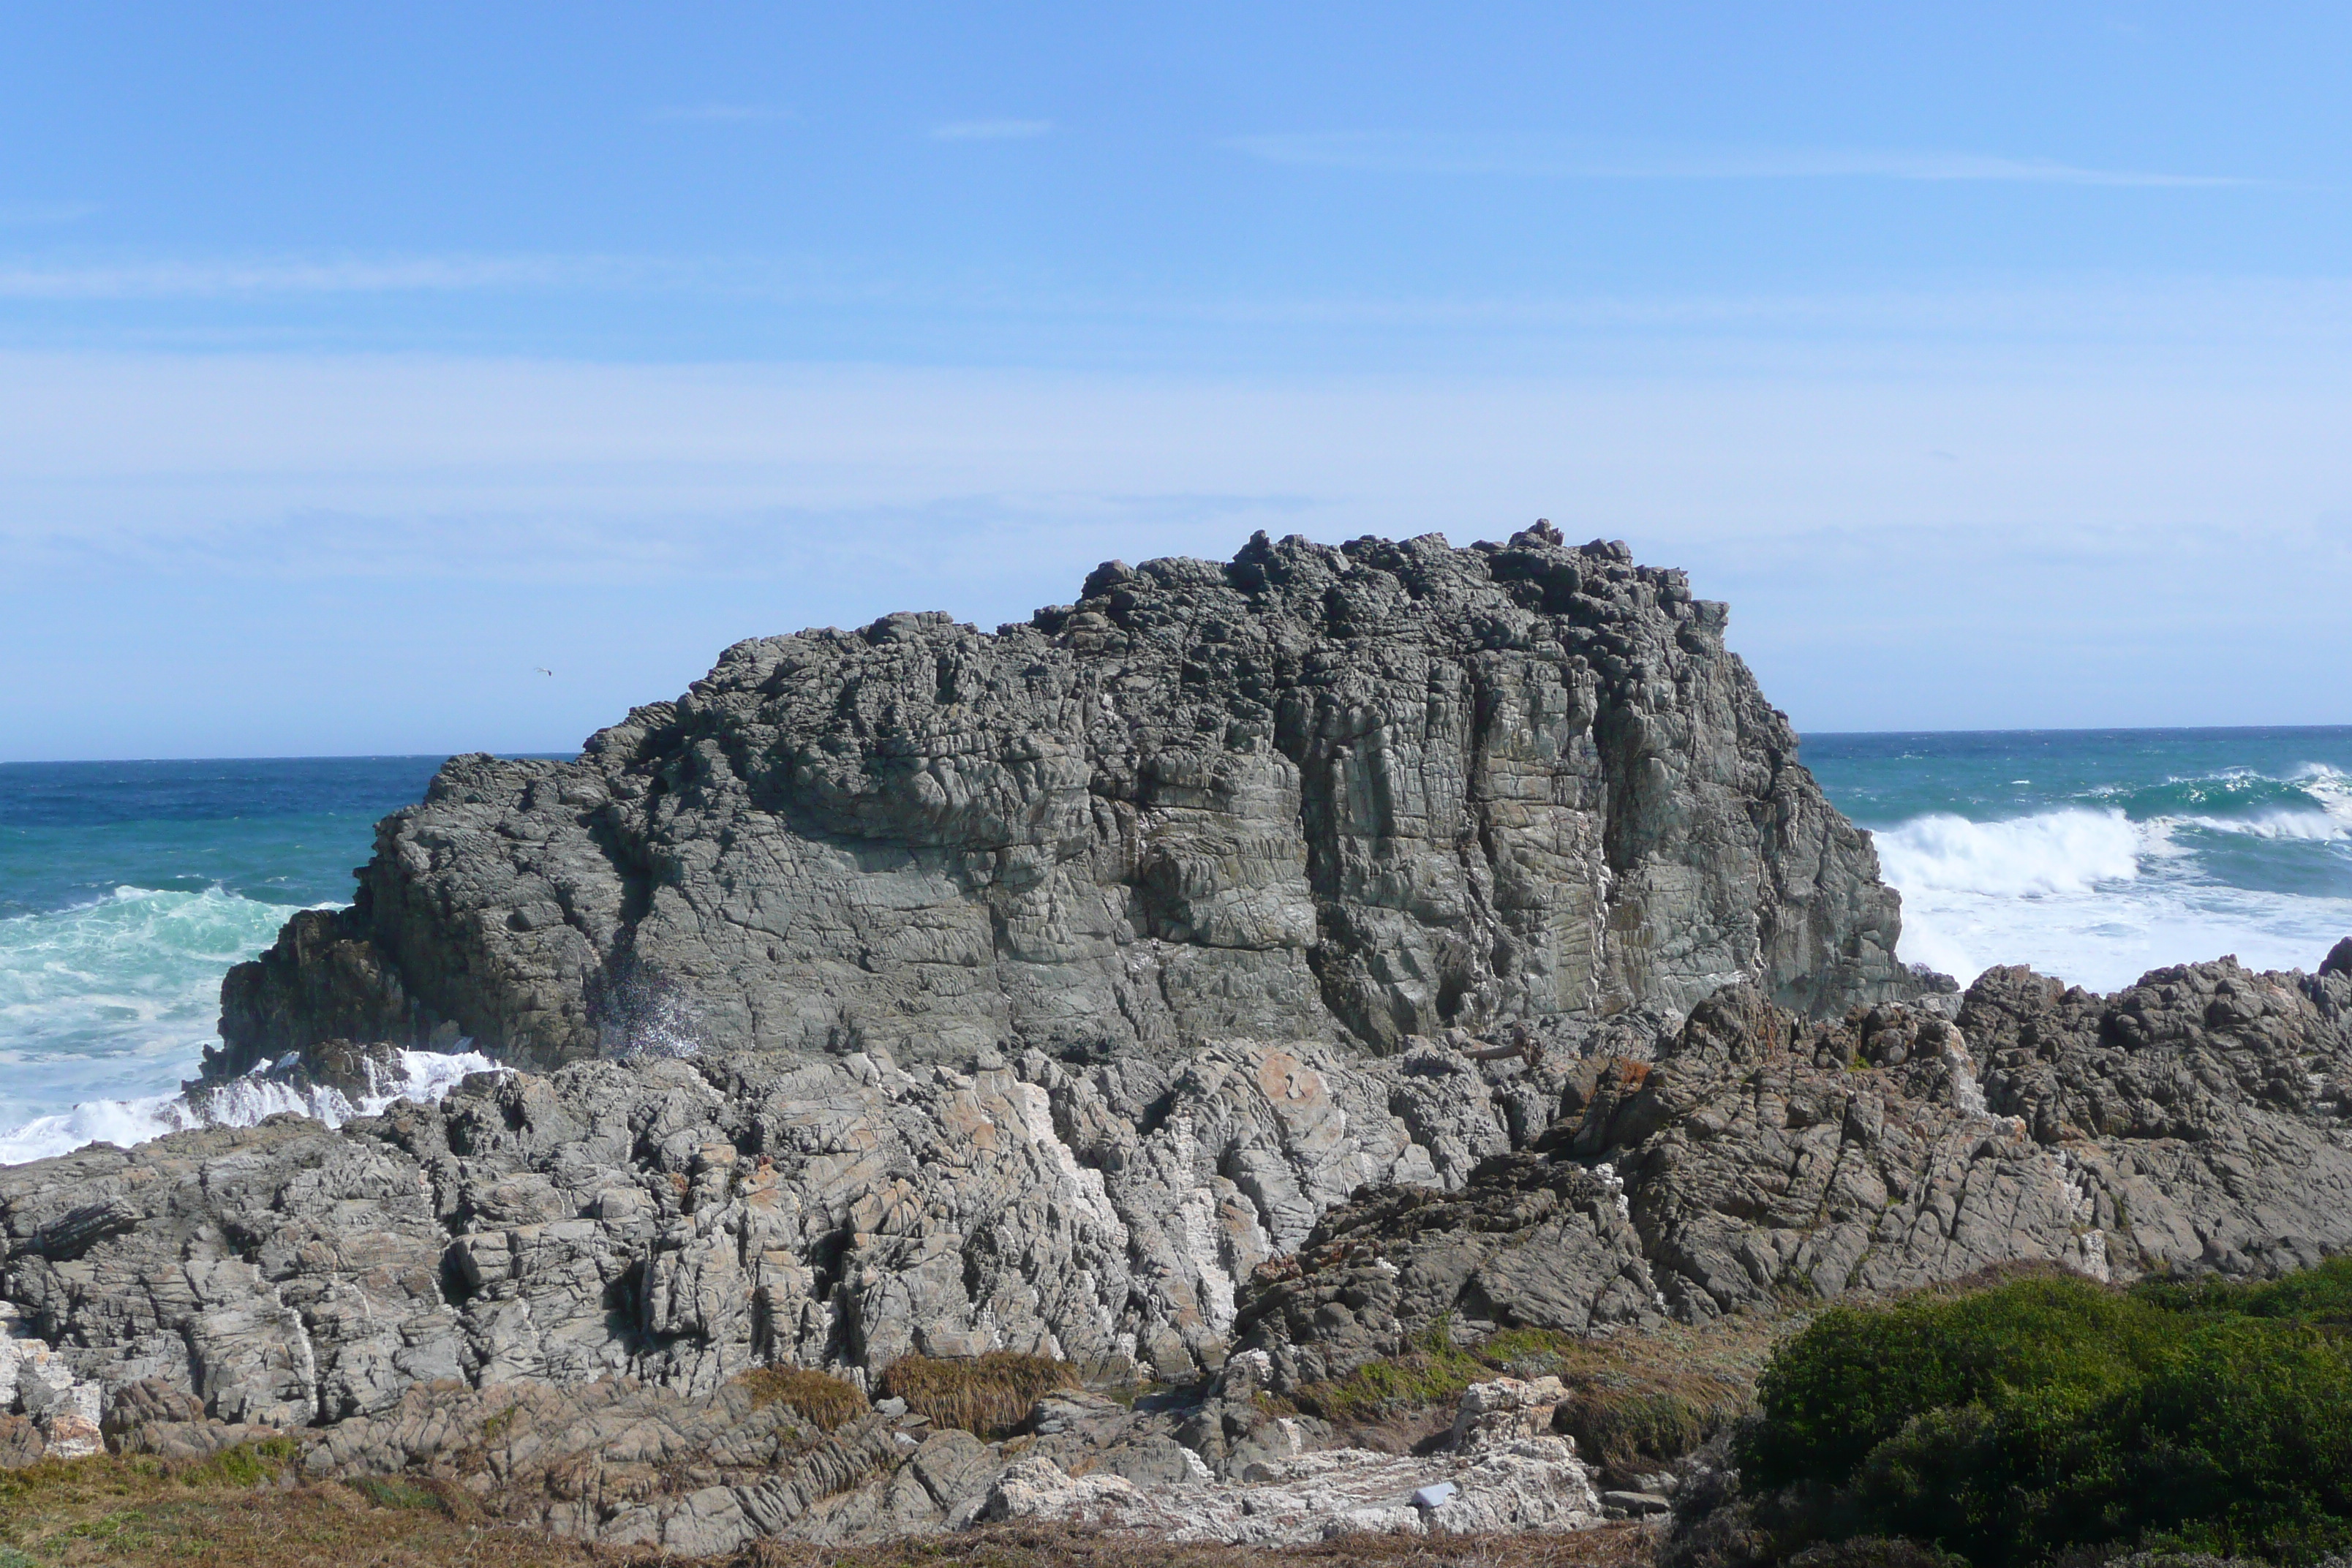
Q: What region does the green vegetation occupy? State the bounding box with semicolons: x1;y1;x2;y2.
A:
735;1364;871;1432
1289;1316;1779;1467
1741;1260;2352;1566
347;1474;446;1511
877;1351;1080;1439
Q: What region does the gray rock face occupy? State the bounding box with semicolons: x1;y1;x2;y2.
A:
12;940;2352;1540
12;524;2352;1553
1235;954;2352;1390
0;1031;1542;1436
213;525;1912;1079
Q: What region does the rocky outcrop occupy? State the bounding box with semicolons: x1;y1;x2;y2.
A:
0;1031;1539;1436
976;1372;1603;1544
11;524;2352;1556
1234;954;2352;1391
11;928;2352;1539
211;525;1914;1079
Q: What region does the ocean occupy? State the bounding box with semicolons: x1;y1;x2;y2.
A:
1;729;2348;1164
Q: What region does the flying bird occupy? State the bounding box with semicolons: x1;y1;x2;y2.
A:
535;667;554;677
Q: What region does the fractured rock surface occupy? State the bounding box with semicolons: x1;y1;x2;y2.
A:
5;528;2351;1558
1236;954;2352;1391
0;1034;1529;1433
214;526;1915;1077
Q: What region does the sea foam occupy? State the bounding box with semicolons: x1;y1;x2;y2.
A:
0;1047;501;1166
1874;807;2144;898
1872;789;2352;993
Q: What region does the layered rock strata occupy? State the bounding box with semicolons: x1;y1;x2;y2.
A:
213;525;1914;1079
7;529;2352;1554
1236;949;2352;1390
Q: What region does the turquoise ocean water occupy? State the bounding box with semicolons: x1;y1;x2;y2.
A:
2;730;2348;1163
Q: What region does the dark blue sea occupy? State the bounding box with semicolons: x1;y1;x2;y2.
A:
3;731;2349;1161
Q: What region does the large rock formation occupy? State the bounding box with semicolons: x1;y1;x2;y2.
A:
10;949;2352;1550
7;526;2351;1556
212;525;1912;1079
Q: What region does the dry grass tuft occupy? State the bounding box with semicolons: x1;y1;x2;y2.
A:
736;1365;870;1431
741;1520;1661;1568
878;1351;1080;1438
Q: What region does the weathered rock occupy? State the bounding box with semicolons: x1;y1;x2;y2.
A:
1;1300;103;1462
1236;1153;1662;1390
9;524;2352;1557
214;528;1915;1078
1240;953;2352;1387
979;1375;1602;1543
1;1028;1559;1427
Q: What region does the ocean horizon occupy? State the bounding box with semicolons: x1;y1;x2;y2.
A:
4;723;2348;1164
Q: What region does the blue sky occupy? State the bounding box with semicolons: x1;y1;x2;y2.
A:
4;4;2351;758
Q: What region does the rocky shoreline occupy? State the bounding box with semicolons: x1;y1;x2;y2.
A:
6;527;2350;1556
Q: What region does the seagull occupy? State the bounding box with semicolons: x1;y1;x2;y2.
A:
535;667;554;677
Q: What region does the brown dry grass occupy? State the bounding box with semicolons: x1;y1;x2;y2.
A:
0;1441;1659;1568
734;1365;870;1431
1286;1312;1796;1474
742;1520;1661;1568
878;1352;1080;1439
0;1441;617;1567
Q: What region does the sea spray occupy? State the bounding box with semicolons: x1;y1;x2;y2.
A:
0;1047;502;1165
1874;808;2143;897
1809;731;2352;992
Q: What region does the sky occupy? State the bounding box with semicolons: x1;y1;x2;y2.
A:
4;3;2351;759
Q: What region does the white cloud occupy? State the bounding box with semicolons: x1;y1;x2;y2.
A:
0;255;642;299
1225;132;2253;187
0;200;99;227
932;118;1053;141
1;344;2348;750
646;103;792;124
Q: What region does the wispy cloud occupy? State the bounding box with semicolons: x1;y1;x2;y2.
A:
0;255;645;300
932;118;1053;141
647;103;791;124
1226;132;2253;188
0;200;101;227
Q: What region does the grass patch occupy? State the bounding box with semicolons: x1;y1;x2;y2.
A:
176;1434;301;1488
736;1365;870;1432
1288;1315;1784;1469
878;1352;1079;1439
347;1474;446;1511
1743;1262;2352;1565
0;1446;606;1567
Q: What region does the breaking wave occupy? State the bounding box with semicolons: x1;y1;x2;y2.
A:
1875;808;2144;898
1865;765;2352;993
0;1047;500;1166
0;882;502;1164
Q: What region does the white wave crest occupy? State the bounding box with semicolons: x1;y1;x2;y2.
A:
2179;809;2351;842
1874;808;2144;897
0;1048;501;1166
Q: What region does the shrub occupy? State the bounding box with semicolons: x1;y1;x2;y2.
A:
877;1352;1078;1438
348;1474;445;1511
1288;1319;1765;1469
178;1435;303;1489
736;1365;870;1432
1738;1266;2352;1567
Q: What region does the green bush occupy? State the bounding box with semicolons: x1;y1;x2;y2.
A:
1738;1267;2352;1567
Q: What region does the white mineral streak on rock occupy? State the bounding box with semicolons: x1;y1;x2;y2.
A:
977;1377;1601;1544
1;1302;103;1458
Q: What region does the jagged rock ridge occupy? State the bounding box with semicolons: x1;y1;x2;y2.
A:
214;524;1912;1077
